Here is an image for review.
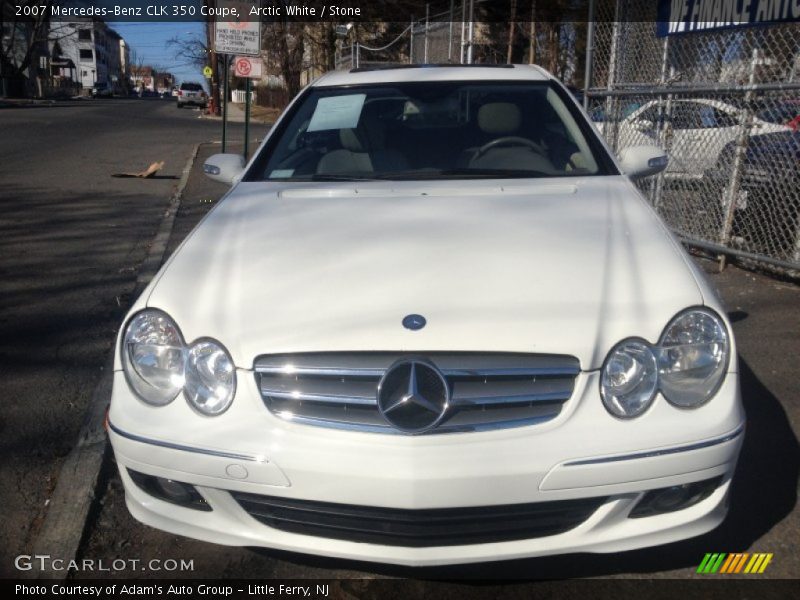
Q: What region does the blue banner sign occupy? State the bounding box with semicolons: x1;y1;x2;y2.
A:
657;0;800;36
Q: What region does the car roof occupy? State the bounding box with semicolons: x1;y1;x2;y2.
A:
311;64;553;87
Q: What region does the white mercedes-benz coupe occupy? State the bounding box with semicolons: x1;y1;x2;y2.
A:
108;65;743;566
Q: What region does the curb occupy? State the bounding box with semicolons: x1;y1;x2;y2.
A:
134;142;200;296
24;143;202;579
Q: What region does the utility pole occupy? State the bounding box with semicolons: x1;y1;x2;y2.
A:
206;0;220;115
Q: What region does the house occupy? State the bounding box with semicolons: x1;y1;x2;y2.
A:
130;65;158;93
154;71;175;95
50;19;128;93
130;65;174;95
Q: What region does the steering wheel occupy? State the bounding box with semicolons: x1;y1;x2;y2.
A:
473;136;547;159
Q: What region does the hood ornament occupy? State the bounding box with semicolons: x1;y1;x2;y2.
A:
402;314;427;331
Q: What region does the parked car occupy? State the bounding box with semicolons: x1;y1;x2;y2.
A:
706;129;800;258
171;86;179;98
611;98;788;178
109;65;742;566
176;82;207;108
590;101;643;132
751;99;800;129
90;82;112;98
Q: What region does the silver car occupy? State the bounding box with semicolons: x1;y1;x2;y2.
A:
176;82;207;109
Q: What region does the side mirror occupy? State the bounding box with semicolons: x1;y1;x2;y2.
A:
203;153;245;185
618;145;669;179
632;118;654;132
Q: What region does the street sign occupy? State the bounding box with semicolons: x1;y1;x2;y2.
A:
203;66;213;79
214;1;261;56
234;56;262;79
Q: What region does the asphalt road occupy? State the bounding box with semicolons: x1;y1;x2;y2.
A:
1;100;797;589
0;98;268;577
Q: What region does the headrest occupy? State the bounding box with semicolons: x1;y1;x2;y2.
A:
478;103;521;134
339;128;363;152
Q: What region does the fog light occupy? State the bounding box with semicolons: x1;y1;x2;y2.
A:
629;476;722;518
127;469;211;511
155;478;194;504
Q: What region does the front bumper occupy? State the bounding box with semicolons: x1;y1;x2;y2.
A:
109;370;744;566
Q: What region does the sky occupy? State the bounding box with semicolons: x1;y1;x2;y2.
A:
107;21;208;85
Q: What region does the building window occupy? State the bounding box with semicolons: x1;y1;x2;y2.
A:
79;49;93;61
78;29;91;41
82;70;88;77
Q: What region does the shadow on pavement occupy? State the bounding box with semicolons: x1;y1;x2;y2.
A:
0;181;178;572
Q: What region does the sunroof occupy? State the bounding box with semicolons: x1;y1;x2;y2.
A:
350;63;516;73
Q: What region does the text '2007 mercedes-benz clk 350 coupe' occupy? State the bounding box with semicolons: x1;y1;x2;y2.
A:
108;65;743;566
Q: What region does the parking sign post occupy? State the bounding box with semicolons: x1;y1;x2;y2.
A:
222;55;228;153
244;77;251;161
215;1;261;157
234;56;262;162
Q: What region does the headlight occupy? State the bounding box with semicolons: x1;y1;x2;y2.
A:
121;310;237;415
600;308;731;418
657;309;729;408
600;340;658;418
184;339;236;416
122;310;185;406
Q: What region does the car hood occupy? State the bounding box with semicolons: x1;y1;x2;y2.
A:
146;178;703;370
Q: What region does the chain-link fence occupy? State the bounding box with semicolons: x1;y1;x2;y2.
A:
334;7;465;70
587;0;800;275
411;15;462;63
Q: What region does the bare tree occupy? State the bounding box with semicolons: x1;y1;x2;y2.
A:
1;0;53;96
166;33;209;70
507;0;517;64
262;20;305;99
528;0;537;64
303;22;337;74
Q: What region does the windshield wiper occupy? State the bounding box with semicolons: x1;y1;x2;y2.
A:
305;168;558;182
436;168;554;178
308;174;382;182
361;168;553;180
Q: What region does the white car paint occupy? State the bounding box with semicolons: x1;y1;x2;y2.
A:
140;179;704;371
109;65;743;566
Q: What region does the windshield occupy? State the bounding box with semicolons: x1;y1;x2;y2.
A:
249;81;615;181
181;83;203;91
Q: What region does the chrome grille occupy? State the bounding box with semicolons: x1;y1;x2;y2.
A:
254;353;580;434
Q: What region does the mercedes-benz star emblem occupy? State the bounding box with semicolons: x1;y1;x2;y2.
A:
402;314;426;331
377;359;449;434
